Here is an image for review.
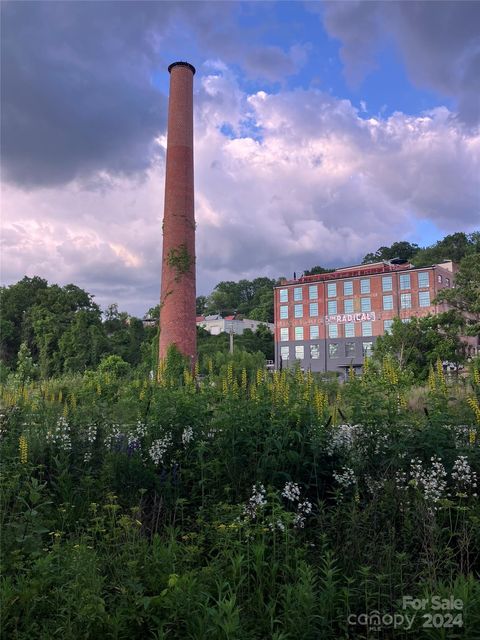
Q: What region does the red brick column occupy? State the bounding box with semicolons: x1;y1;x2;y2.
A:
159;62;196;366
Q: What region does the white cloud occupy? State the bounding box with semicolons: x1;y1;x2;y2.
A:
2;65;479;315
320;1;480;124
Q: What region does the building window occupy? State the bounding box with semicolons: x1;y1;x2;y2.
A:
327;300;337;315
327;282;337;297
360;279;370;294
295;345;304;360
362;321;372;337
418;271;429;288
294;287;302;301
446;278;450;287
310;344;320;359
294;326;304;341
382;276;392;292
345;322;355;337
344;299;354;314
309;285;318;300
343;281;353;296
280;327;289;341
362;342;373;357
383;295;393;310
310;325;319;339
400;293;411;309
419;291;431;307
279;289;288;303
279;305;288;319
401;318;411;324
329;343;339;358
384;319;394;334
345;342;356;357
400;274;411;290
361;297;371;312
280;346;289;360
294;304;303;318
437;275;442;284
328;324;338;339
309;302;318;317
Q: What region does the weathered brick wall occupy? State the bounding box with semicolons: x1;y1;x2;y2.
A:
159;63;197;364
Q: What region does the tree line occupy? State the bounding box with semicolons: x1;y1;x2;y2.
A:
1;231;478;380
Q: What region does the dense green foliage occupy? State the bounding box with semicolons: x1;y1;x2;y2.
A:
362;241;421;264
362;232;480;267
373;254;480;378
0;280;155;377
1;359;480;638
197;324;274;363
201;278;278;322
0;281;274;380
373;312;467;379
436;253;480;336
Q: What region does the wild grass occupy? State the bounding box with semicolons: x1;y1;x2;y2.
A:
1;358;479;638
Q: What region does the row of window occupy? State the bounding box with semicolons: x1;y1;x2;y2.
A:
279;272;431;303
279;291;430;319
279;317;408;342
280;321;373;341
280;342;374;361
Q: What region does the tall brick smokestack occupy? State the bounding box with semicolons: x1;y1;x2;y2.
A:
159;61;196;365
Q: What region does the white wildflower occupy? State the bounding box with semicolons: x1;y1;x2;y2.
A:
182;426;194;446
85;425;96;445
410;456;447;508
293;512;306;528
135;421;147;439
333;467;356;490
46;417;72;451
326;424;357;455
282;481;301;502
243;483;267;519
149;434;172;466
451;456;478;497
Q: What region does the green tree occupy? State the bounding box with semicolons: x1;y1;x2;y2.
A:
102;304;145;366
97;354;131;378
373;314;466;378
205;277;276;319
27;284;102;377
303;265;334;276
196;296;207;315
412;232;479;267
15;342;37;383
59;310;107;373
362;241;420;264
435;253;480;336
0;276;48;366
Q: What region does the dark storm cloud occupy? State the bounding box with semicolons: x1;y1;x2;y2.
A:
1;1;306;189
1;2;168;186
321;0;480;124
0;1;237;188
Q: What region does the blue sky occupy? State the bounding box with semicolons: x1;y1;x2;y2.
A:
1;1;479;313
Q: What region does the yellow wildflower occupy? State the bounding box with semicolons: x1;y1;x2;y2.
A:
241;367;247;392
467;397;480;424
19;435;28;464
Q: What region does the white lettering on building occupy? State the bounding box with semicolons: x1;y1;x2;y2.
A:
324;312;376;324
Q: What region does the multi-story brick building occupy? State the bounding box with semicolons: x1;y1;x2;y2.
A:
274;259;458;373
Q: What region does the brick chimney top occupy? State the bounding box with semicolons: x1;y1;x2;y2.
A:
168;61;196;75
